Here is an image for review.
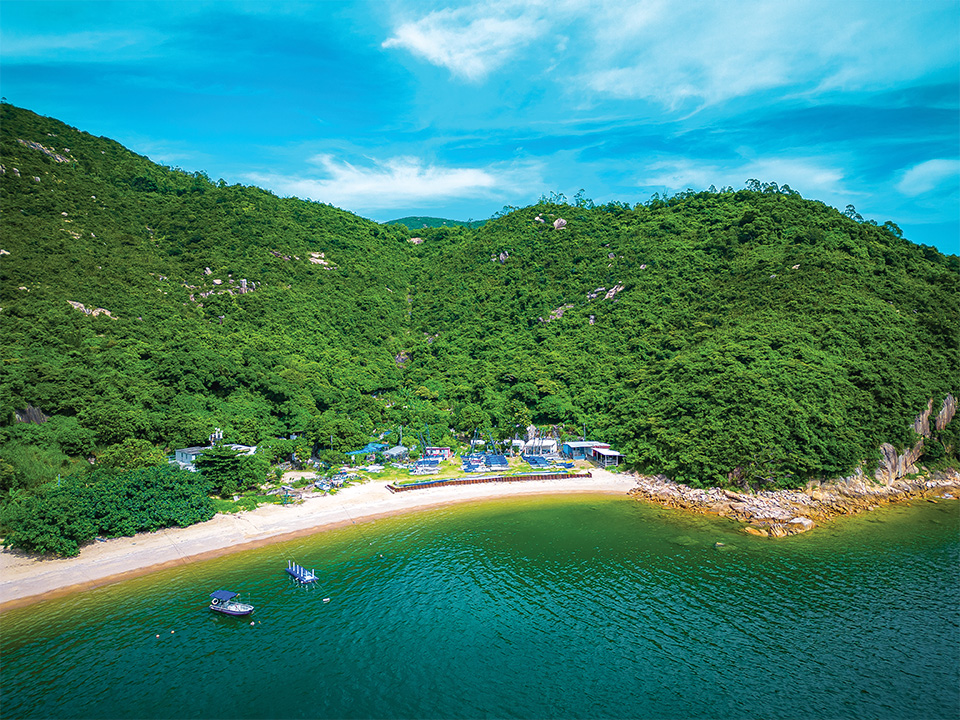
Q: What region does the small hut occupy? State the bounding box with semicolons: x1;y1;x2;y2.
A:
383;445;409;462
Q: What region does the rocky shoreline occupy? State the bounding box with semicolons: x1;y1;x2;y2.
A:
628;469;960;537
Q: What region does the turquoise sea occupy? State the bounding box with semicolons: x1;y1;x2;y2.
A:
1;495;958;720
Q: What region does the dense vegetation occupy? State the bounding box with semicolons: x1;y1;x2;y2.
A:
1;103;957;553
0;465;213;556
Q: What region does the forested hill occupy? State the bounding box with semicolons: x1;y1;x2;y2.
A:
2;103;958;494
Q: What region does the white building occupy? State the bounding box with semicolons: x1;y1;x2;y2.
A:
523;438;558;455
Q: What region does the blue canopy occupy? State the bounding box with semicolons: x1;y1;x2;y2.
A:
210;590;238;601
346;442;390;456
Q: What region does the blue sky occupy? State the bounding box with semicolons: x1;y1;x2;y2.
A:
2;0;958;253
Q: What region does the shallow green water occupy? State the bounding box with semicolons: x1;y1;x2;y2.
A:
2;495;958;719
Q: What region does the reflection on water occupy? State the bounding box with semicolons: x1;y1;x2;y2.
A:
2;495;958;719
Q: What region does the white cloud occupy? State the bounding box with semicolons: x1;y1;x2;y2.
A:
637;157;849;199
247;155;538;211
896;159;960;197
382;3;549;81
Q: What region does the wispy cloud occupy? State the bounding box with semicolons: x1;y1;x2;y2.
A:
0;30;147;59
382;2;549;81
578;0;958;108
382;0;957;109
247;154;539;210
896;159;960;197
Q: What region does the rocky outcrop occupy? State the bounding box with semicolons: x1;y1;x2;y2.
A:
936;394;957;432
66;300;116;319
17;138;75;164
628;469;960;538
875;394;956;484
14;406;49;424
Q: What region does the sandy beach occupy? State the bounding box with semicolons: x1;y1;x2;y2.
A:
0;470;637;611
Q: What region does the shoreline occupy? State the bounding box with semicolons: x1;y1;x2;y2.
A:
629;469;960;537
3;467;958;611
0;470;637;611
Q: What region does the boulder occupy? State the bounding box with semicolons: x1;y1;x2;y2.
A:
787;517;816;532
742;525;768;537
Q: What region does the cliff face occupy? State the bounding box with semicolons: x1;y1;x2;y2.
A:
13;406;49;425
875;394;956;484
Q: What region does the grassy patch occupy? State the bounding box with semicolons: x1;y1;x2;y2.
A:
212;494;283;514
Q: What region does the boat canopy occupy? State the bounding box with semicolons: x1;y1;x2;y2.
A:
210;590;239;601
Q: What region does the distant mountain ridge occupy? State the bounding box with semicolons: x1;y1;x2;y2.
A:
1;102;957;497
387;216;487;230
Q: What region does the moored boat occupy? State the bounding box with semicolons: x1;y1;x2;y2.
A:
209;590;254;616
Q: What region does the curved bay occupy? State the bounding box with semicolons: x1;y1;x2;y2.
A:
2;495;957;720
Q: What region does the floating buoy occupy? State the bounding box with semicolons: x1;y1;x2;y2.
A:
156;634;160;638
171;630;175;634
250;621;255;626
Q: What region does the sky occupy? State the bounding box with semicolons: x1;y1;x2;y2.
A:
1;0;958;253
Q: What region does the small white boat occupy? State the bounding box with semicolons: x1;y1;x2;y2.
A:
209;590;254;616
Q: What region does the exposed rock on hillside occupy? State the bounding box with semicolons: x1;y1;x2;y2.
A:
875;394;956;484
17;138;75;164
66;300;116;319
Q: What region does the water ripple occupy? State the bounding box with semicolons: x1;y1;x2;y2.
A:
1;497;957;720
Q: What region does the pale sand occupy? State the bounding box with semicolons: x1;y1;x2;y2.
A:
0;470;637;610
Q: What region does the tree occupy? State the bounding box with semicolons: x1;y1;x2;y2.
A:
843;204;863;222
882;221;903;238
97;438;167;470
193;444;269;497
456;403;489;432
502;399;532;437
0;441;75;497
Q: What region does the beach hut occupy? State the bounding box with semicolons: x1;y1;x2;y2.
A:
172;446;207;471
561;441;608;460
383;445;409;462
589;447;623;467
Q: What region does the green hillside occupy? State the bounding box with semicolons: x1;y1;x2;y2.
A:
2;103;957;511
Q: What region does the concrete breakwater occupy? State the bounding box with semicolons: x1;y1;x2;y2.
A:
386;470;593;492
628;469;960;537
